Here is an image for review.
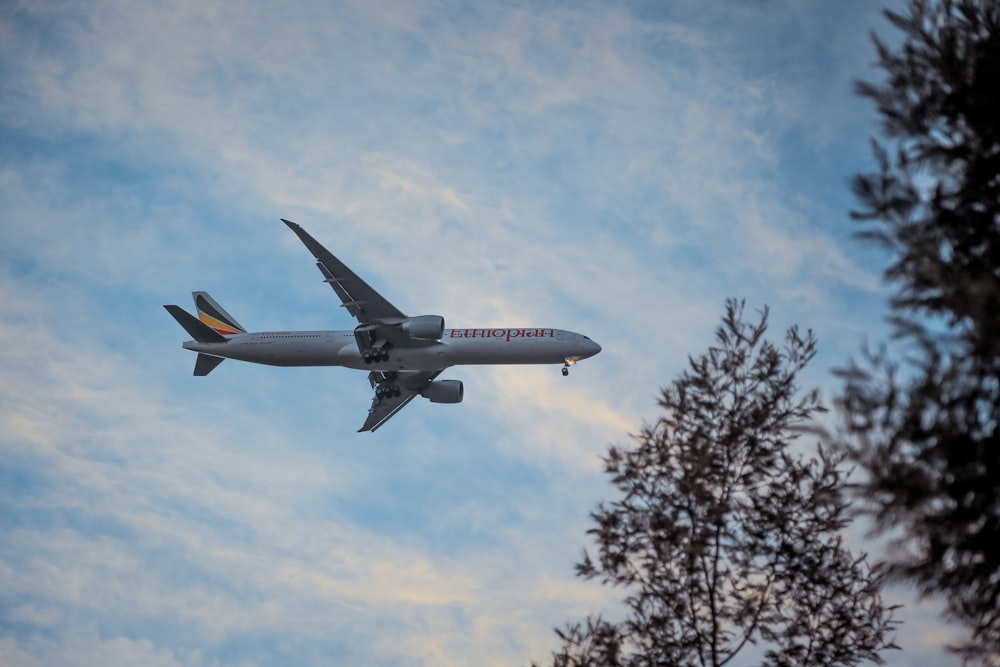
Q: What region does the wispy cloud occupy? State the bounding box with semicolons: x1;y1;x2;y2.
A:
0;0;957;665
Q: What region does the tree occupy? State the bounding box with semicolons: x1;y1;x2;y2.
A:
540;300;897;667
836;1;1000;661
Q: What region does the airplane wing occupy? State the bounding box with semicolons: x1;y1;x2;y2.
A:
359;370;441;432
359;392;418;433
282;219;406;325
282;220;448;432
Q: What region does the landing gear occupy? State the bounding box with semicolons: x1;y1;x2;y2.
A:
562;366;570;377
363;346;391;364
375;383;401;402
562;357;578;377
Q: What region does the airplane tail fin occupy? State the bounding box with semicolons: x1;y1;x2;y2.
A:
193;291;247;336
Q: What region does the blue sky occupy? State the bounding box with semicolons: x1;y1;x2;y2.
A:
0;1;967;665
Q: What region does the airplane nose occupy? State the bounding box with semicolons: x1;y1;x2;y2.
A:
585;338;602;357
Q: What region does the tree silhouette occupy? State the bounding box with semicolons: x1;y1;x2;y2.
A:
540;300;897;667
837;1;1000;661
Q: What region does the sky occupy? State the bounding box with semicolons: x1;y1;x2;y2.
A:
0;1;970;666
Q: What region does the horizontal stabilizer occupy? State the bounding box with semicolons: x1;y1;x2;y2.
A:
194;353;225;376
164;305;228;343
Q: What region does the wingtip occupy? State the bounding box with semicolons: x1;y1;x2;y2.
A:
281;218;298;229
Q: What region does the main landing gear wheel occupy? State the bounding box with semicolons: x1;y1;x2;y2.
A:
363;347;391;364
375;384;401;402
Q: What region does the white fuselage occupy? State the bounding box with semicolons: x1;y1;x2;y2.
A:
183;326;601;372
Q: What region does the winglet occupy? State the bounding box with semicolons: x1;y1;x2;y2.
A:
164;305;228;343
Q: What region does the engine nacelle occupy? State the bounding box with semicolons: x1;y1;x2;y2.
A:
420;379;464;404
400;315;445;340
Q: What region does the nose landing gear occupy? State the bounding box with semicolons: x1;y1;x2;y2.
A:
562;357;578;377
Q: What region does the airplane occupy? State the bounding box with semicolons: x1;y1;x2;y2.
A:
164;219;601;432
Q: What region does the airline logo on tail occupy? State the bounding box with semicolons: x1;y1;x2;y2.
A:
194;292;246;336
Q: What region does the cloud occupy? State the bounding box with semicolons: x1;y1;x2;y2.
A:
0;267;617;666
0;1;957;665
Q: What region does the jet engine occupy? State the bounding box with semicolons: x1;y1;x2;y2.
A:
420;379;464;404
400;315;445;340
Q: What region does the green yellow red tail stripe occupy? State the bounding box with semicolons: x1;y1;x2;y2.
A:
194;292;246;336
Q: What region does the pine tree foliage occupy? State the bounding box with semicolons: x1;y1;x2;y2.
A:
543;301;897;667
837;2;1000;661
